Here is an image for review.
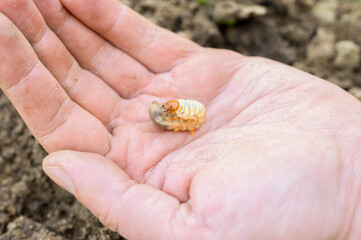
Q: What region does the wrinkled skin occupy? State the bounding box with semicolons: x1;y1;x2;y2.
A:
0;0;361;239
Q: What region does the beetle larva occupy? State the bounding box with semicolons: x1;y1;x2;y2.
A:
149;99;206;136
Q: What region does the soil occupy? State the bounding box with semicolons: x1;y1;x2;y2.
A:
1;0;361;239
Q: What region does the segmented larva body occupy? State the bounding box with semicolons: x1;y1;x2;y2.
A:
173;99;205;120
148;99;206;136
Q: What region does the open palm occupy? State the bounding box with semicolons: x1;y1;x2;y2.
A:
1;0;361;239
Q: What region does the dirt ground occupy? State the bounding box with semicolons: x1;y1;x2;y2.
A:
1;0;360;239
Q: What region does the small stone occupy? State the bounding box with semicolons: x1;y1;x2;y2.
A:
213;1;267;24
312;0;337;24
333;40;360;69
307;27;335;63
349;87;361;101
2;147;15;160
238;5;267;20
193;10;224;46
213;1;240;24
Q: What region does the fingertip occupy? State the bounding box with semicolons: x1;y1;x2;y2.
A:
43;150;116;196
43;151;76;195
42;150;183;239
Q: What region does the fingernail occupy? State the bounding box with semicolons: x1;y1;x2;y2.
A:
44;166;75;194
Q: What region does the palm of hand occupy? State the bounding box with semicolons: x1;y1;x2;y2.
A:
133;51;360;239
99;49;361;239
1;0;361;239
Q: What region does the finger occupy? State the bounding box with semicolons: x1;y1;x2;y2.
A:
0;0;121;124
32;0;154;98
0;13;109;154
43;151;202;240
60;0;202;73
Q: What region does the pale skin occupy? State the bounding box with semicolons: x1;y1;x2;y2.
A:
0;0;360;239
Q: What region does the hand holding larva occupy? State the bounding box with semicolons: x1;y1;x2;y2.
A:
149;99;206;137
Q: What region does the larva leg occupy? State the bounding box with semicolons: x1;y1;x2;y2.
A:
165;116;178;121
174;118;183;133
189;121;195;137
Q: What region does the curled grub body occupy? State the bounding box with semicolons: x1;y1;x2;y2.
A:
149;99;206;136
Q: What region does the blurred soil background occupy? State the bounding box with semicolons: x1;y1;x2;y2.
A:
1;0;361;239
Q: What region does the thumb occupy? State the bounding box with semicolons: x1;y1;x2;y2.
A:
42;150;194;240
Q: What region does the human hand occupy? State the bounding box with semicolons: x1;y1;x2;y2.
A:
0;0;361;239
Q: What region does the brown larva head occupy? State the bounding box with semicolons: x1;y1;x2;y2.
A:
161;100;179;113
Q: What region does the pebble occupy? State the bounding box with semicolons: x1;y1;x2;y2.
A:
307;27;335;63
312;0;337;24
348;87;361;101
333;40;360;69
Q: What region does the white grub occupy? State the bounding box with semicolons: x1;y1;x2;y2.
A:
148;100;206;136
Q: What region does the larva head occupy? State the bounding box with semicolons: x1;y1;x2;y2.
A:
149;101;177;130
161;100;179;113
